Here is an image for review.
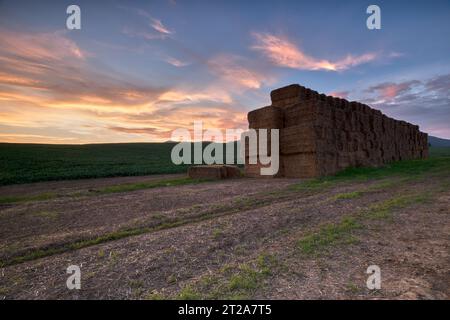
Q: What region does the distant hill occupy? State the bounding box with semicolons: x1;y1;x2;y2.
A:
429;136;450;147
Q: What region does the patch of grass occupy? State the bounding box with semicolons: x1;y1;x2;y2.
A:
92;177;209;194
232;196;267;210
438;180;450;193
256;252;277;275
289;179;336;192
217;255;278;299
219;264;234;275
0;287;9;296
145;291;165;300
366;180;397;191
97;249;105;258
0;177;210;205
108;250;119;264
1;247;62;267
332;191;363;201
129;279;144;289
296;191;435;257
229;193;297;215
0;227;148;267
166;274;177;284
32;210;59;219
228;264;260;292
173;252;278;300
365;193;431;220
212;227;224;239
0;192;56;204
151;213;166;220
177;285;202;300
297;217;362;255
330;176;423;202
334;155;450;181
199;274;219;287
346;282;360;294
10;275;25;286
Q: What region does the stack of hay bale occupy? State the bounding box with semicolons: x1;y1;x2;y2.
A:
245;106;284;177
245;84;428;178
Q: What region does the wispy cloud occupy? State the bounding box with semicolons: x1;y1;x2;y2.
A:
119;6;174;39
122;27;167;40
150;18;173;35
208;55;261;89
425;73;450;94
388;51;404;58
207;54;275;90
164;56;190;67
365;80;421;100
360;75;450;138
158;89;232;104
0;30;85;62
251;32;377;71
107;126;161;135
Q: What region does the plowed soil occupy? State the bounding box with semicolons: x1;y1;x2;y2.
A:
0;170;448;300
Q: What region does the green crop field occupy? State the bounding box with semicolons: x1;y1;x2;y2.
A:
0;142;242;185
0;143;189;185
0;142;449;186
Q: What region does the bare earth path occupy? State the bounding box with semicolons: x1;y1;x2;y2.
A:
0;171;448;299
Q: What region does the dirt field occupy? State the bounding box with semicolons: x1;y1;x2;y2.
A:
0;164;449;299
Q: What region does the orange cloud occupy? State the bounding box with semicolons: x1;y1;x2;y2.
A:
0;72;41;87
0;133;79;144
207;54;275;90
251;32;377;71
0;28;250;144
158;89;232;104
0;30;85;61
0;29;166;108
366;80;421;100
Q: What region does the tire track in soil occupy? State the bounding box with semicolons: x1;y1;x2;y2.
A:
0;178;411;299
0;178;296;265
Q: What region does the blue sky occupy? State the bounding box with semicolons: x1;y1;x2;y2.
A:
0;0;449;143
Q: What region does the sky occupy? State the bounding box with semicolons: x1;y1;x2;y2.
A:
0;0;449;144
